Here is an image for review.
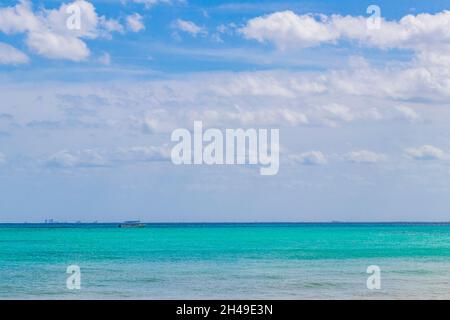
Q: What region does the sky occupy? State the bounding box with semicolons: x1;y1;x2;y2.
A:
1;0;450;222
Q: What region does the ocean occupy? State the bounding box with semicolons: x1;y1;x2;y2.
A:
1;223;450;299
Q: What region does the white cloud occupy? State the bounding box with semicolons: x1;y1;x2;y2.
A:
240;10;450;52
100;16;125;35
4;71;450;178
114;146;171;162
395;106;420;123
127;13;145;32
217;22;237;35
46;149;109;168
25;31;90;61
1;67;441;136
45;0;105;38
319;104;354;123
132;0;185;9
172;19;206;37
46;146;170;168
326;57;450;102
344;150;387;163
405;145;449;161
140;104;309;134
0;0;124;61
240;9;450;87
211;73;296;97
0;0;40;34
192;106;309;127
0;42;29;65
241;11;338;49
290;151;327;166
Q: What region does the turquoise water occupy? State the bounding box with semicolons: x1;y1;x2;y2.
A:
1;223;450;299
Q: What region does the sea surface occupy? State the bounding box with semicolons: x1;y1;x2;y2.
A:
1;223;450;299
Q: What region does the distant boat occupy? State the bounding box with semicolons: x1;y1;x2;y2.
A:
119;220;145;228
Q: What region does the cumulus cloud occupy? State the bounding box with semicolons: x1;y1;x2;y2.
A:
26;31;90;61
344;150;387;163
0;42;29;64
241;10;450;85
172;19;206;37
240;10;450;52
405;145;449;161
240;11;338;49
127;13;145;32
290;151;327;166
0;0;124;61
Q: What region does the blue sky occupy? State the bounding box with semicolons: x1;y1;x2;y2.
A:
1;0;450;222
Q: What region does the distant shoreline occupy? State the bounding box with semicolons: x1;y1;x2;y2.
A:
1;221;450;228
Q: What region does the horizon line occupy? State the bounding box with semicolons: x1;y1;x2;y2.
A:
2;221;450;224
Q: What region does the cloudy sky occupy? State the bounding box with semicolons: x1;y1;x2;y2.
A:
1;0;450;222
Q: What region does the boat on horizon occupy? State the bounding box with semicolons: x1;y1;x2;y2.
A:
118;220;146;228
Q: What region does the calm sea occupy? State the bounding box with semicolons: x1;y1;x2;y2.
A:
1;223;450;299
